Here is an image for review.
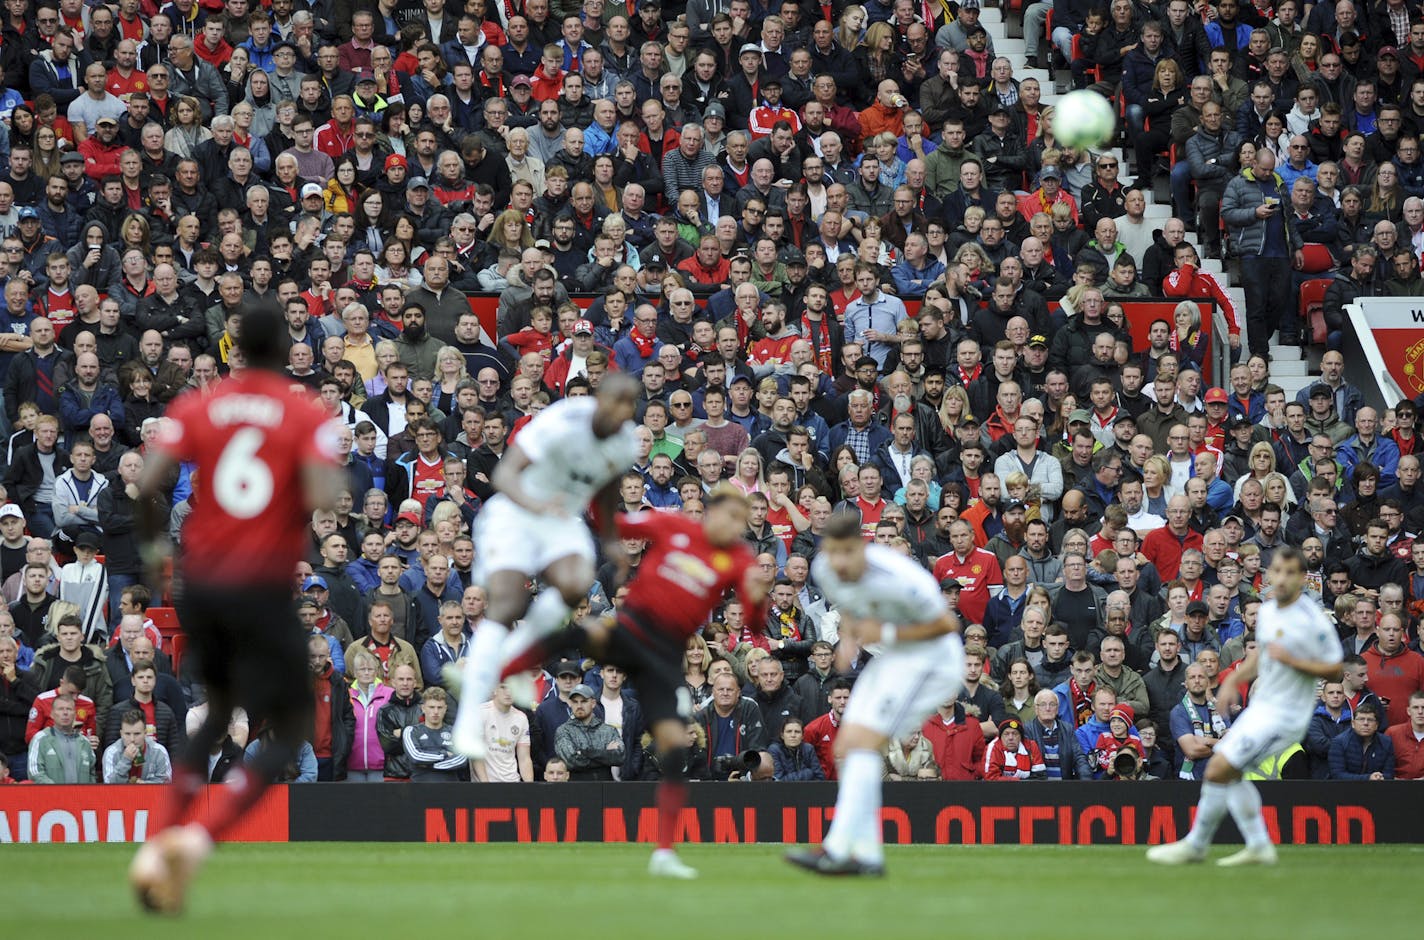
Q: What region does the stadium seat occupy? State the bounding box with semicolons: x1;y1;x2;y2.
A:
1299;278;1333;345
148;606;181;643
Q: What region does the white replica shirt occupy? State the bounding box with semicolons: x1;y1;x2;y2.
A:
512;396;639;515
479;701;531;783
1252;594;1342;721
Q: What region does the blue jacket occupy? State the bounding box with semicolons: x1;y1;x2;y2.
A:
345;557;382;594
419;630;470;689
1328;729;1395;780
770;741;826;780
890;257;945;299
1338;434;1401;489
59;382;125;440
1304;702;1353;779
981;588;1029;648
612;333;662;374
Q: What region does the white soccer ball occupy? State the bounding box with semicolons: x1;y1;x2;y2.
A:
1054;90;1117;150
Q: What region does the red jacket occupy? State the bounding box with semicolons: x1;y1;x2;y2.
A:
1386;723;1424;780
802;709;840;780
1162;262;1240;336
315;121;355;160
1361;646;1424;726
921;707;985;781
79;135;124;180
1141;525;1204;581
984;736;1046;779
544;342;619;395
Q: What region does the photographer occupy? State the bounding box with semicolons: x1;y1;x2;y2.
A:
1092;704;1148;780
695;672;769;780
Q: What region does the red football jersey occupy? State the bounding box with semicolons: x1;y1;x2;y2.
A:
156;371;340;586
617;511;759;641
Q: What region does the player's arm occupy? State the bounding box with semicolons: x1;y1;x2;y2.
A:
489;444;558;515
1214;647;1258;714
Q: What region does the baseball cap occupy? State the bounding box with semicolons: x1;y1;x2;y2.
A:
1228;413;1252;430
1308;382;1332;398
354;68;376;83
779;245;806;266
1028;334;1048;348
987;103;1011;117
572;318;594;335
1112;411;1136;425
0;504;23;521
938;577;963;592
95;115;118;127
740;43;762;55
1001;498;1026;513
534;237;552;249
396;510;422;526
1203;387;1228;405
61;151;85;165
302;575;329;592
407;176;431;191
1037;166;1062;182
297;596;320;610
16;207;38;220
960;0;980;7
512;75;532;88
384;154;407;171
74;531;101;550
1067;408;1092;424
729;373;754;387
300;182;323;199
554;658;583;678
762;75;782;87
1186;600;1209;617
704;102;726;121
1222;513;1247;527
1381;45;1399;58
569;683;596;699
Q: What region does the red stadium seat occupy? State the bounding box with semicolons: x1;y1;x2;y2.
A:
1299;278;1333;345
148;606;181;643
1070;34;1102;84
1298;244;1334;273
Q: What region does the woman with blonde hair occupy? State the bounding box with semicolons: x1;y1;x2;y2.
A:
836;5;868;53
488;208;533;253
600;214;643;271
731;447;765;495
1231;441;1277;502
432;346;468;414
870;131;905;188
1170;299;1207;371
683;634;715;710
938;384;974;435
346;649;394;781
1142;454;1173;515
856;21;900;91
365;340;400;397
1261;471;1297;511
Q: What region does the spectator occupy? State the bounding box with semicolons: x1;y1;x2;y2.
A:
101;707;173;783
1328;701;1395;779
27;693;94;783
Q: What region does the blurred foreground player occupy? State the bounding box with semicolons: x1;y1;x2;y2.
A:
128;306;344;913
785;513;964;877
496;486;768;879
449;374;641;760
1147;546;1343;866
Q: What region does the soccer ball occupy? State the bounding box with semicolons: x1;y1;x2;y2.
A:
1054;90;1117;150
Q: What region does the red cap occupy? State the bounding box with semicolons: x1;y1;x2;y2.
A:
396;510;422;526
1110;704;1135;725
384;154;408;171
572;319;594;335
1204;387;1228;405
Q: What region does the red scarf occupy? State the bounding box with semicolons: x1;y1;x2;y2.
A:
956;362;982;386
802;314;834;374
629;329;655;359
1070;678;1095;726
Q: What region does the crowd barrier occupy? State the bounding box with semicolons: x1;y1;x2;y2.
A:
1;781;1407;844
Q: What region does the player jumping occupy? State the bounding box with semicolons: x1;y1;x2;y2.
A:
449;374;641;760
128;306;345;913
785;513;964;877
495;486;767;879
1147;545;1344;866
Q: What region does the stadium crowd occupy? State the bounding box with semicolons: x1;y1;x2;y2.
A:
0;0;1423;790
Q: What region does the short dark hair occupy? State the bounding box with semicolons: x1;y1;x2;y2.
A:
824;512;863;540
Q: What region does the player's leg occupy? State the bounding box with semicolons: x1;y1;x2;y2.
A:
820;723;890;868
495;552;592;667
647;715;698;880
451;567;531;756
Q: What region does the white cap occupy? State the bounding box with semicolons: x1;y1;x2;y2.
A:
0;504;24;521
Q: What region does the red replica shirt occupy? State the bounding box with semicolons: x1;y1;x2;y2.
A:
26;689;97;743
748;334;797;368
933;548;1003;624
106;68;149;99
408;453;445;507
765;505;795;553
802;710;840;780
156;370;340;586
617;511;759;641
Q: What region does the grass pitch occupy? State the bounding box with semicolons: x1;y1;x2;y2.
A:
5;842;1418;939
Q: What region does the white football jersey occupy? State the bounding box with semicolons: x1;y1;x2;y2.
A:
813;543;948;632
511;397;639;515
1252;594;1342;718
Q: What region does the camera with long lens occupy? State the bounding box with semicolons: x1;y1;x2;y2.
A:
1110;748;1143;779
710;750;762;778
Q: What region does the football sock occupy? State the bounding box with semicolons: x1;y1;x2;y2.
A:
500;625;588;680
452;619;510;732
841;750;885;864
498;590;572;668
1225;780;1273;849
656;755;689;851
1185;781;1230;849
150;766;207;835
202;766;272;842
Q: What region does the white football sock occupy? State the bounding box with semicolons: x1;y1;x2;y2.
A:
1185;781;1230;849
841;750;886;864
451;619;509;734
1225;780;1272;849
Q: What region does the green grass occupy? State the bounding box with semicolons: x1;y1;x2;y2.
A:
5;842;1420;938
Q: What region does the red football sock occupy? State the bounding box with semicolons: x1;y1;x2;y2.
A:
201;766;271;842
656;779;688;851
149;767;207;835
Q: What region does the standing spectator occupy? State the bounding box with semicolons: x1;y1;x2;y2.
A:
26;693;95;783
101;707;173;783
308;633;354;781
1221;147;1303;357
375;663;422;781
554;682;624;781
1305;680;1355;778
475;683;534;782
921;701;985;780
802;679;851;780
0;635;37;779
1386;690;1424;780
402;686;469;782
1361;615;1424;726
346;649;393;782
